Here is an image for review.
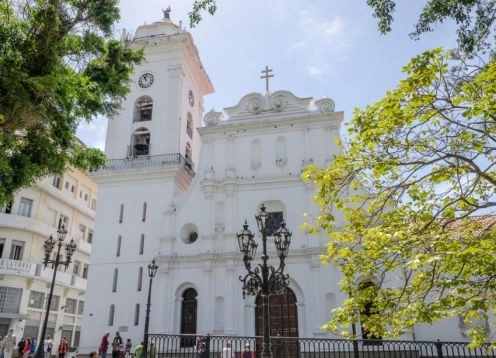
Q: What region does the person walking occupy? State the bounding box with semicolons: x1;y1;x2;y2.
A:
147;343;156;358
57;337;68;358
44;336;53;358
241;343;253;358
29;338;37;357
221;341;234;358
133;342;143;358
22;338;31;358
124;339;132;358
111;333;122;358
98;332;110;358
17;338;25;358
195;336;207;358
0;335;4;358
3;329;16;358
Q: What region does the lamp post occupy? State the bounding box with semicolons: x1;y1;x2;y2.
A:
34;227;77;358
143;259;158;358
238;204;292;358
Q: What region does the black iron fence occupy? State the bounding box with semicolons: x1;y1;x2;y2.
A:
146;333;495;358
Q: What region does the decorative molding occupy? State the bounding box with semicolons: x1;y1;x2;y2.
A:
247;94;265;114
315;97;335;113
270;93;288;111
223;90;314;119
204;110;223;126
215;223;225;234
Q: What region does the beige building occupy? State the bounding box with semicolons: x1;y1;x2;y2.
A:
0;167;97;348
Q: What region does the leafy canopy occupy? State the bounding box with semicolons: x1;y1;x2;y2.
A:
303;49;496;344
0;0;143;207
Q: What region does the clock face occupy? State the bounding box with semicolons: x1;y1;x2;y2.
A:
188;90;194;106
138;73;154;88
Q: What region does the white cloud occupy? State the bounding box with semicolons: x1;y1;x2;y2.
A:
287;7;356;76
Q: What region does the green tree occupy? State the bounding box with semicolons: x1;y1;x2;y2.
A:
304;49;496;344
0;0;143;207
366;0;496;57
301;0;496;346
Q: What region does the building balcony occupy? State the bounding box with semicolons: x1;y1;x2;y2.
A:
0;258;37;277
78;239;92;255
0;258;87;290
0;212;55;238
96;153;195;174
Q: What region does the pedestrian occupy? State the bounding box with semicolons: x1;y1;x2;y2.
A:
22;338;31;358
195;336;207;358
133;342;143;358
29;338;37;357
124;339;132;358
111;332;122;358
0;335;4;358
242;343;253;358
17;338;25;358
98;332;110;358
89;352;97;358
3;329;16;358
221;341;234;358
44;336;53;358
57;337;68;358
204;334;210;356
147;342;156;358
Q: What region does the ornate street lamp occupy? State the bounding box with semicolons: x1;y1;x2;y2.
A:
34;227;77;358
238;204;292;358
143;259;159;358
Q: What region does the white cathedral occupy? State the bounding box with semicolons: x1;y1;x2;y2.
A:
79;13;480;352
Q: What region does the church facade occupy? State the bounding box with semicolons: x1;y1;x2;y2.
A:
79;14;483;352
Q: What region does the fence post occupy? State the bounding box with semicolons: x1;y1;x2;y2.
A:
351;323;359;358
435;339;443;358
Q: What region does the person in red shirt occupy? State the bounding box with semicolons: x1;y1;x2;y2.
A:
57;337;69;358
23;338;31;358
99;332;110;358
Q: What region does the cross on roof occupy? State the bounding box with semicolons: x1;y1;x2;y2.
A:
260;66;274;93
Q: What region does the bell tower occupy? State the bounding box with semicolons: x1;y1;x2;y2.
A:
104;11;214;168
80;12;213;351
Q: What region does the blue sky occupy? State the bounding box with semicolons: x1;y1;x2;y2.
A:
77;0;458;149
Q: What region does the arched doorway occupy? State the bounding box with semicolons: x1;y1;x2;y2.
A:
180;288;197;347
255;288;299;357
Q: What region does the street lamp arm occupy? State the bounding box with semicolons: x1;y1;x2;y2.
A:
239;271;263;298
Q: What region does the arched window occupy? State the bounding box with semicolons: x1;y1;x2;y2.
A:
180;288;198;347
250;139;261;170
186;112;193;139
133;96;153;122
131;127;150;156
185;142;192;169
358;281;382;344
108;304;115;326
112;268;118;292
275;136;287;166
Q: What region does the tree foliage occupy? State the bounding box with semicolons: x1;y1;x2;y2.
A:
189;0;217;27
367;0;496;56
0;0;143;207
303;49;496;344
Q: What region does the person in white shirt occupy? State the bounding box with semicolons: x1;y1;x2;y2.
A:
44;335;53;358
3;329;16;358
221;341;234;358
